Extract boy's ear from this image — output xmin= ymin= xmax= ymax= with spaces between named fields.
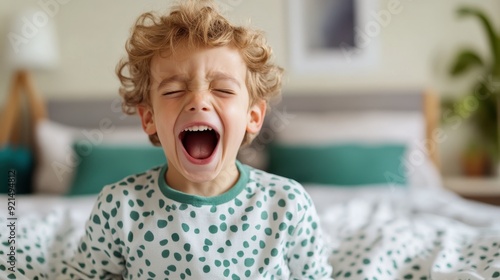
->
xmin=137 ymin=105 xmax=157 ymax=135
xmin=246 ymin=99 xmax=266 ymax=134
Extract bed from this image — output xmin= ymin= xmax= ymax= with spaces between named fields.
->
xmin=1 ymin=90 xmax=499 ymax=280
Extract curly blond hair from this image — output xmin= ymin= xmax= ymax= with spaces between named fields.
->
xmin=116 ymin=0 xmax=283 ymax=146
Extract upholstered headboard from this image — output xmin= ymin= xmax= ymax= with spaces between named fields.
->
xmin=47 ymin=97 xmax=141 ymax=129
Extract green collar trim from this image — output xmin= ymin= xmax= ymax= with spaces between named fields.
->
xmin=158 ymin=161 xmax=249 ymax=206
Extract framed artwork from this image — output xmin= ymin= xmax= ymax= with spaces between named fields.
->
xmin=288 ymin=0 xmax=380 ymax=73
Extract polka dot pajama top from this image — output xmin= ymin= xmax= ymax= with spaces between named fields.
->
xmin=57 ymin=161 xmax=333 ymax=279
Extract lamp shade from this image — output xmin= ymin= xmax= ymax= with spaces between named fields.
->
xmin=5 ymin=8 xmax=59 ymax=71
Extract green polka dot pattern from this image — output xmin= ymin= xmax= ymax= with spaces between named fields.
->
xmin=52 ymin=162 xmax=332 ymax=279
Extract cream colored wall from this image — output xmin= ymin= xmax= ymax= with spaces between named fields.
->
xmin=1 ymin=0 xmax=498 ymax=98
xmin=1 ymin=0 xmax=498 ymax=175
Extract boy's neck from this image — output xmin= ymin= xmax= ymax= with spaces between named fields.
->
xmin=165 ymin=162 xmax=240 ymax=197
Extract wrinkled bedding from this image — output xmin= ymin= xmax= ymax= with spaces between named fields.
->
xmin=315 ymin=188 xmax=500 ymax=280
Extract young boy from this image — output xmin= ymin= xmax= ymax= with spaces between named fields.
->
xmin=59 ymin=1 xmax=332 ymax=279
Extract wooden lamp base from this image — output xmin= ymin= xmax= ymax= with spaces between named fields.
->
xmin=0 ymin=70 xmax=47 ymax=147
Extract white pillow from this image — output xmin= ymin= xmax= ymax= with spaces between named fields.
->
xmin=274 ymin=111 xmax=424 ymax=144
xmin=33 ymin=120 xmax=150 ymax=194
xmin=34 ymin=120 xmax=79 ymax=194
xmin=263 ymin=111 xmax=442 ymax=189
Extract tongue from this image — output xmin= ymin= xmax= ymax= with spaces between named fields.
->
xmin=184 ymin=131 xmax=217 ymax=159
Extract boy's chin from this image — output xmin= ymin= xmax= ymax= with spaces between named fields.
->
xmin=177 ymin=152 xmax=224 ymax=181
xmin=177 ymin=156 xmax=240 ymax=187
xmin=170 ymin=142 xmax=240 ymax=187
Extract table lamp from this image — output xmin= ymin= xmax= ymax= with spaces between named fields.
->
xmin=0 ymin=8 xmax=59 ymax=194
xmin=0 ymin=8 xmax=59 ymax=145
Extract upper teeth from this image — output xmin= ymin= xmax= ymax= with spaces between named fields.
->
xmin=184 ymin=125 xmax=213 ymax=132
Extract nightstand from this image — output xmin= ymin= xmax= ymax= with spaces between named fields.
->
xmin=443 ymin=177 xmax=500 ymax=206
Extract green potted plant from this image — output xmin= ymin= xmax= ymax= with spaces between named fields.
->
xmin=442 ymin=6 xmax=500 ymax=177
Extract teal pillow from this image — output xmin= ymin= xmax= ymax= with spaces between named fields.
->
xmin=267 ymin=143 xmax=407 ymax=186
xmin=68 ymin=144 xmax=166 ymax=195
xmin=0 ymin=146 xmax=33 ymax=194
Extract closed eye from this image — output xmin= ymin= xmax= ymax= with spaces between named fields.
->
xmin=162 ymin=90 xmax=185 ymax=96
xmin=213 ymin=89 xmax=234 ymax=95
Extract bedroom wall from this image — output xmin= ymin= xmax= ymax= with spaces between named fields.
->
xmin=0 ymin=0 xmax=499 ymax=176
xmin=1 ymin=0 xmax=498 ymax=99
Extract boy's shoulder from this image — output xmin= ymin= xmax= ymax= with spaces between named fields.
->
xmin=96 ymin=165 xmax=164 ymax=200
xmin=245 ymin=164 xmax=313 ymax=205
xmin=247 ymin=165 xmax=300 ymax=186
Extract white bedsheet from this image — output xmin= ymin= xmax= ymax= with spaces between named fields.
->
xmin=306 ymin=185 xmax=500 ymax=280
xmin=305 ymin=185 xmax=500 ymax=227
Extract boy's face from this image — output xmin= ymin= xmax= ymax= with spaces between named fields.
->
xmin=139 ymin=45 xmax=265 ymax=189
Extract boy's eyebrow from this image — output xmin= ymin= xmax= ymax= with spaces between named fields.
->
xmin=208 ymin=72 xmax=241 ymax=89
xmin=156 ymin=75 xmax=187 ymax=91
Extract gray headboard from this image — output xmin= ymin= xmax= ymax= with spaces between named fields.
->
xmin=271 ymin=90 xmax=423 ymax=113
xmin=47 ymin=97 xmax=141 ymax=129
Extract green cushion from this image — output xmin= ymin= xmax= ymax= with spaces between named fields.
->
xmin=267 ymin=143 xmax=407 ymax=186
xmin=68 ymin=144 xmax=166 ymax=195
xmin=0 ymin=146 xmax=33 ymax=194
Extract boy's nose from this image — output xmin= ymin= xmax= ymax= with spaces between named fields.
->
xmin=186 ymin=91 xmax=211 ymax=112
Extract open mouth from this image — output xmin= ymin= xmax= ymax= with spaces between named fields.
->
xmin=179 ymin=125 xmax=220 ymax=160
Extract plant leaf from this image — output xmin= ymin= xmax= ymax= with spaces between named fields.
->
xmin=449 ymin=49 xmax=483 ymax=76
xmin=457 ymin=7 xmax=500 ymax=75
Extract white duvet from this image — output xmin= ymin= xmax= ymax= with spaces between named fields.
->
xmin=308 ymin=186 xmax=500 ymax=280
xmin=0 ymin=187 xmax=499 ymax=279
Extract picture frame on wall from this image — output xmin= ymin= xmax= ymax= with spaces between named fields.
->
xmin=288 ymin=0 xmax=380 ymax=74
